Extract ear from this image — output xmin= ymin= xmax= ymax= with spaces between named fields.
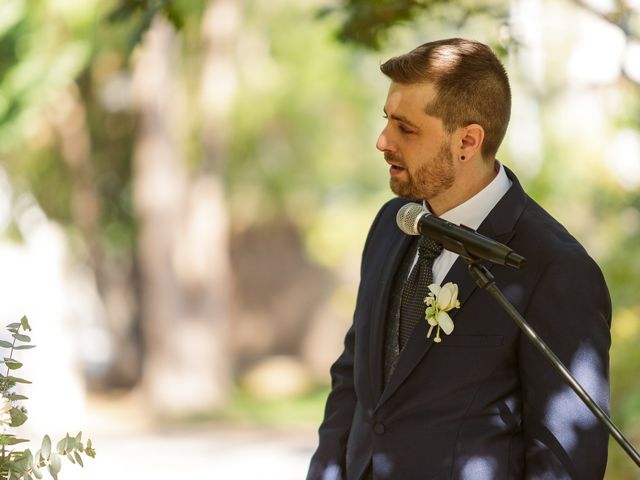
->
xmin=458 ymin=124 xmax=485 ymax=162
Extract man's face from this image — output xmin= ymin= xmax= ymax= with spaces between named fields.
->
xmin=376 ymin=82 xmax=456 ymax=204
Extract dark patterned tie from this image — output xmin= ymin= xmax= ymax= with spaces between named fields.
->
xmin=398 ymin=236 xmax=443 ymax=351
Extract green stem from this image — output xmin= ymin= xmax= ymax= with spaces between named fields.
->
xmin=2 ymin=325 xmax=20 ymax=396
xmin=1 ymin=325 xmax=21 ymax=465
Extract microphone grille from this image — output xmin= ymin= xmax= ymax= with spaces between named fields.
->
xmin=396 ymin=203 xmax=425 ymax=235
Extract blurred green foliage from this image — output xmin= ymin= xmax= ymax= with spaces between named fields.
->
xmin=320 ymin=0 xmax=510 ymax=51
xmin=218 ymin=386 xmax=329 ymax=427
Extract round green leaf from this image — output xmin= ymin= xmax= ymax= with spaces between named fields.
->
xmin=49 ymin=452 xmax=61 ymax=476
xmin=41 ymin=435 xmax=51 ymax=459
xmin=10 ymin=407 xmax=28 ymax=427
xmin=4 ymin=358 xmax=23 ymax=370
xmin=20 ymin=316 xmax=31 ymax=331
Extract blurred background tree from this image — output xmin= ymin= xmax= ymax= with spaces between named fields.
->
xmin=1 ymin=0 xmax=639 ymax=477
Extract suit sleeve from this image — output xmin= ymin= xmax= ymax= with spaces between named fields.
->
xmin=519 ymin=247 xmax=612 ymax=479
xmin=306 ymin=202 xmax=390 ymax=480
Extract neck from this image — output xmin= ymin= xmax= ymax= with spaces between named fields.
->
xmin=427 ymin=160 xmax=498 ymax=216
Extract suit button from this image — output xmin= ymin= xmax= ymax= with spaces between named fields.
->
xmin=373 ymin=423 xmax=385 ymax=435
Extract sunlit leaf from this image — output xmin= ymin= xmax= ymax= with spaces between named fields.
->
xmin=10 ymin=407 xmax=28 ymax=427
xmin=7 ymin=393 xmax=28 ymax=401
xmin=6 ymin=436 xmax=29 ymax=445
xmin=49 ymin=452 xmax=61 ymax=477
xmin=4 ymin=358 xmax=23 ymax=370
xmin=7 ymin=376 xmax=31 ymax=384
xmin=85 ymin=438 xmax=96 ymax=458
xmin=56 ymin=434 xmax=72 ymax=453
xmin=32 ymin=465 xmax=43 ymax=479
xmin=41 ymin=435 xmax=51 ymax=459
xmin=23 ymin=448 xmax=33 ymax=463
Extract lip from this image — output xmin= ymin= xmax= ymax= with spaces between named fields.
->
xmin=386 ymin=159 xmax=406 ymax=176
xmin=389 ymin=165 xmax=405 ymax=177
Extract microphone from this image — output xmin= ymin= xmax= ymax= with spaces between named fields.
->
xmin=396 ymin=203 xmax=526 ymax=270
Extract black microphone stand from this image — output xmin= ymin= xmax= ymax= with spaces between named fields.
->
xmin=462 ymin=255 xmax=640 ymax=469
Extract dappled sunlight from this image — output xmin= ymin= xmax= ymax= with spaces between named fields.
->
xmin=459 ymin=455 xmax=499 ymax=479
xmin=318 ymin=463 xmax=340 ymax=480
xmin=372 ymin=451 xmax=394 ymax=477
xmin=543 ymin=342 xmax=607 ymax=454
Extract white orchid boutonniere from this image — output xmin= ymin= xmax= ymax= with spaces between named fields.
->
xmin=424 ymin=282 xmax=461 ymax=343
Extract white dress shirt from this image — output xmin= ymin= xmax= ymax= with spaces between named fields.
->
xmin=410 ymin=162 xmax=513 ymax=285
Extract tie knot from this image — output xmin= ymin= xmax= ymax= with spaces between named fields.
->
xmin=418 ymin=236 xmax=443 ymax=261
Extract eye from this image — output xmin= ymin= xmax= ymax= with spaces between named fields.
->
xmin=382 ymin=114 xmax=414 ymax=134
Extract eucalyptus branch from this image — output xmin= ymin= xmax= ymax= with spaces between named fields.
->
xmin=3 ymin=338 xmax=15 ymax=383
xmin=0 ymin=317 xmax=96 ymax=479
xmin=2 ymin=328 xmax=21 ymax=397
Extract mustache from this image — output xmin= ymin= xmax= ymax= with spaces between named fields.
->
xmin=384 ymin=152 xmax=403 ymax=165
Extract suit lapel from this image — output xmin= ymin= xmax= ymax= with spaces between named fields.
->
xmin=367 ymin=222 xmax=414 ymax=404
xmin=374 ymin=252 xmax=489 ymax=410
xmin=375 ymin=166 xmax=527 ymax=411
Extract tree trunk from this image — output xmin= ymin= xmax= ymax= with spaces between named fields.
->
xmin=132 ymin=11 xmax=233 ymax=416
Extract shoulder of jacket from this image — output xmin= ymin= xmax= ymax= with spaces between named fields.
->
xmin=517 ymin=197 xmax=594 ymax=267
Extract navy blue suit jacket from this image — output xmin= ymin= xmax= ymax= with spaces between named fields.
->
xmin=307 ymin=168 xmax=611 ymax=480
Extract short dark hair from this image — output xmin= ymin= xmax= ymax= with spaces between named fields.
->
xmin=380 ymin=38 xmax=511 ymax=160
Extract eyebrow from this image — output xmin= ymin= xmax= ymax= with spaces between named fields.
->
xmin=383 ymin=108 xmax=420 ymax=130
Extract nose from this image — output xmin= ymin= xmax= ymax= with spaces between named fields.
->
xmin=376 ymin=126 xmax=391 ymax=152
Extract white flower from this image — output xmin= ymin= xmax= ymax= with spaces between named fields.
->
xmin=0 ymin=396 xmax=12 ymax=430
xmin=424 ymin=282 xmax=461 ymax=343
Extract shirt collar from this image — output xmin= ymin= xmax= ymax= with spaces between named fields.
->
xmin=423 ymin=161 xmax=512 ymax=230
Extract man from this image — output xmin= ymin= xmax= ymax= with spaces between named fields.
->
xmin=307 ymin=38 xmax=611 ymax=479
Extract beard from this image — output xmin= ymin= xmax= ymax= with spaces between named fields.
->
xmin=389 ymin=140 xmax=455 ymax=201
